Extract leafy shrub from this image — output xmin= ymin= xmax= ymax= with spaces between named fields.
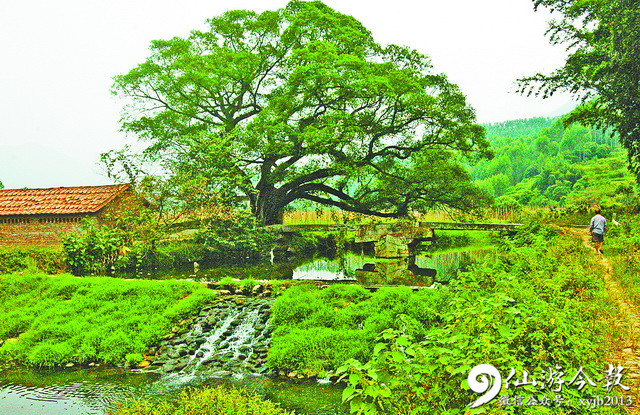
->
xmin=63 ymin=219 xmax=128 ymax=275
xmin=0 ymin=247 xmax=66 ymax=274
xmin=110 ymin=386 xmax=295 ymax=415
xmin=197 ymin=213 xmax=277 ymax=263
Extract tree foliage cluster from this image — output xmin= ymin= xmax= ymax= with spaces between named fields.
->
xmin=268 ymin=223 xmax=616 ymax=413
xmin=108 ymin=0 xmax=491 ymax=225
xmin=520 ymin=0 xmax=640 ymax=180
xmin=469 ymin=117 xmax=635 ymax=208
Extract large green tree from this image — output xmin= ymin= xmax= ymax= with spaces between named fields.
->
xmin=519 ymin=0 xmax=640 ymax=179
xmin=107 ymin=1 xmax=491 ymax=225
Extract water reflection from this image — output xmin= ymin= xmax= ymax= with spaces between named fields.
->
xmin=291 ymin=249 xmax=492 ymax=285
xmin=0 ymin=368 xmax=161 ymax=415
xmin=414 ymin=250 xmax=492 ymax=283
xmin=355 ymin=257 xmax=436 ymax=286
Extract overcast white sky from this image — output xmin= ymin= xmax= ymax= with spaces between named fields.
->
xmin=0 ymin=0 xmax=574 ymax=189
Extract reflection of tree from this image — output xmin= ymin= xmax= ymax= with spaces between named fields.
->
xmin=291 ymin=250 xmax=490 ymax=284
xmin=416 ymin=250 xmax=490 ymax=282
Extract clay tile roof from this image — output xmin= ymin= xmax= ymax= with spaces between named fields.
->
xmin=0 ymin=184 xmax=130 ymax=216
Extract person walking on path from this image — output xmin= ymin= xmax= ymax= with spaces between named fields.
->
xmin=590 ymin=208 xmax=607 ymax=254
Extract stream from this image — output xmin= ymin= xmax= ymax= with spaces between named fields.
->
xmin=0 ymin=368 xmax=346 ymax=415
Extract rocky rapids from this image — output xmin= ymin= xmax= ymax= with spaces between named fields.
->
xmin=146 ymin=298 xmax=273 ymax=377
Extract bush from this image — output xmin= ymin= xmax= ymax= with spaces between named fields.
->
xmin=63 ymin=219 xmax=128 ymax=276
xmin=197 ymin=214 xmax=277 ymax=264
xmin=0 ymin=247 xmax=66 ymax=274
xmin=110 ymin=386 xmax=295 ymax=415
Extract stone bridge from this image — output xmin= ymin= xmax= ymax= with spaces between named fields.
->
xmin=267 ymin=221 xmax=522 ymax=258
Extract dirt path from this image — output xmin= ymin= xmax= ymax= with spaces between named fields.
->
xmin=569 ymin=228 xmax=640 ymax=412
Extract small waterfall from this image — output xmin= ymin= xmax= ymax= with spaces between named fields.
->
xmin=150 ymin=299 xmax=272 ymax=377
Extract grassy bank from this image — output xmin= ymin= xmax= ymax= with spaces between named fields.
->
xmin=267 ymin=223 xmax=619 ymax=413
xmin=0 ymin=273 xmax=216 ymax=367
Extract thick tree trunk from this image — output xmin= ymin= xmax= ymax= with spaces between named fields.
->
xmin=252 ymin=187 xmax=286 ymax=225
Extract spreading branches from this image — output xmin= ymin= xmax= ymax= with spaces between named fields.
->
xmin=107 ymin=0 xmax=491 ymax=224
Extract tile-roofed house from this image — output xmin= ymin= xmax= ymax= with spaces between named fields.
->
xmin=0 ymin=184 xmax=134 ymax=246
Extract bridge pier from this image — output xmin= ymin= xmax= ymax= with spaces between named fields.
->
xmin=355 ymin=222 xmax=434 ymax=258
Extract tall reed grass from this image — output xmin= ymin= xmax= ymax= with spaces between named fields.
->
xmin=283 ymin=207 xmax=529 ymax=225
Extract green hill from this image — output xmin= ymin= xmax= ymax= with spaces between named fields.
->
xmin=471 ymin=117 xmax=634 ymax=209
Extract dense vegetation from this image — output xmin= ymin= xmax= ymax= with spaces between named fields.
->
xmin=0 ymin=246 xmax=65 ymax=274
xmin=472 ymin=117 xmax=635 ymax=209
xmin=520 ymin=0 xmax=640 ymax=180
xmin=606 ymin=216 xmax=640 ymax=305
xmin=267 ymin=223 xmax=619 ymax=413
xmin=111 ymin=386 xmax=295 ymax=415
xmin=0 ymin=274 xmax=216 ymax=366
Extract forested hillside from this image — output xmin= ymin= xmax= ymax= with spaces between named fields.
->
xmin=471 ymin=117 xmax=635 ymax=209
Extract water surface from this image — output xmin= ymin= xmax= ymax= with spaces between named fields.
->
xmin=0 ymin=368 xmax=347 ymax=415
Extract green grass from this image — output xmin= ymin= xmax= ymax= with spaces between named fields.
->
xmin=0 ymin=273 xmax=216 ymax=367
xmin=110 ymin=386 xmax=295 ymax=415
xmin=267 ymin=284 xmax=453 ymax=376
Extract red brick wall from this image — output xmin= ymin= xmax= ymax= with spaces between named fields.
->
xmin=0 ymin=214 xmax=88 ymax=247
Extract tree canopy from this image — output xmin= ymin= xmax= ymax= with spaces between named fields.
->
xmin=518 ymin=0 xmax=640 ymax=180
xmin=107 ymin=1 xmax=491 ymax=225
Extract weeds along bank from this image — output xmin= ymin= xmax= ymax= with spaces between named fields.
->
xmin=267 ymin=223 xmax=619 ymax=414
xmin=607 ymin=217 xmax=640 ymax=304
xmin=0 ymin=274 xmax=216 ymax=367
xmin=110 ymin=386 xmax=295 ymax=415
